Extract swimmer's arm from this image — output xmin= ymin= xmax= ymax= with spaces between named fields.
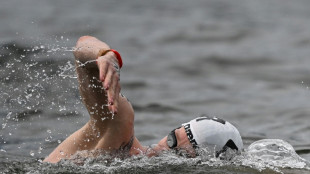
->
xmin=74 ymin=36 xmax=121 ymax=114
xmin=44 ymin=36 xmax=136 ymax=163
xmin=43 ymin=122 xmax=102 ymax=163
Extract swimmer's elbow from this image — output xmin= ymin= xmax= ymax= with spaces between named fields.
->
xmin=76 ymin=36 xmax=96 ymax=47
xmin=73 ymin=35 xmax=110 ymax=64
xmin=78 ymin=35 xmax=94 ymax=42
xmin=73 ymin=36 xmax=96 ymax=62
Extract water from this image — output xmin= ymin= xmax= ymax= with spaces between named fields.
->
xmin=1 ymin=0 xmax=310 ymax=173
xmin=1 ymin=141 xmax=309 ymax=174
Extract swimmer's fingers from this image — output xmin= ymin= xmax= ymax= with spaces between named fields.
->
xmin=107 ymin=91 xmax=116 ymax=114
xmin=110 ymin=75 xmax=121 ymax=114
xmin=98 ymin=58 xmax=108 ymax=82
xmin=104 ymin=67 xmax=120 ymax=113
xmin=97 ymin=52 xmax=115 ymax=82
xmin=110 ymin=63 xmax=121 ymax=102
xmin=106 ymin=69 xmax=120 ymax=113
xmin=97 ymin=53 xmax=118 ymax=87
xmin=103 ymin=65 xmax=114 ymax=91
xmin=97 ymin=52 xmax=121 ymax=113
xmin=97 ymin=54 xmax=116 ymax=87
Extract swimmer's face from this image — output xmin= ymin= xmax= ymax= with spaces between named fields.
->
xmin=152 ymin=126 xmax=196 ymax=157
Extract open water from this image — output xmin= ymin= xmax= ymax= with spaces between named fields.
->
xmin=1 ymin=0 xmax=310 ymax=173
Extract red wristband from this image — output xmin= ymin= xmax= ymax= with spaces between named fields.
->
xmin=109 ymin=49 xmax=123 ymax=68
xmin=96 ymin=49 xmax=110 ymax=65
xmin=96 ymin=49 xmax=123 ymax=68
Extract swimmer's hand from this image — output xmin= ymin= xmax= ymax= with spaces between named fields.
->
xmin=74 ymin=36 xmax=121 ymax=114
xmin=97 ymin=51 xmax=121 ymax=114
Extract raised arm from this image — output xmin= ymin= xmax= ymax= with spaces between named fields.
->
xmin=44 ymin=36 xmax=136 ymax=163
xmin=74 ymin=36 xmax=121 ymax=114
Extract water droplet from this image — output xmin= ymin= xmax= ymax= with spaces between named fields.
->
xmin=58 ymin=140 xmax=61 ymax=144
xmin=33 ymin=46 xmax=39 ymax=50
xmin=0 ymin=149 xmax=6 ymax=153
xmin=59 ymin=106 xmax=66 ymax=111
xmin=60 ymin=151 xmax=64 ymax=155
xmin=47 ymin=129 xmax=52 ymax=133
xmin=30 ymin=151 xmax=35 ymax=156
xmin=2 ymin=123 xmax=7 ymax=129
xmin=6 ymin=112 xmax=12 ymax=119
xmin=38 ymin=147 xmax=43 ymax=154
xmin=111 ymin=112 xmax=115 ymax=120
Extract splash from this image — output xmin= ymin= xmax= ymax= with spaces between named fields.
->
xmin=29 ymin=140 xmax=310 ymax=173
xmin=46 ymin=45 xmax=76 ymax=53
xmin=58 ymin=59 xmax=97 ymax=79
xmin=240 ymin=139 xmax=310 ymax=173
xmin=0 ymin=41 xmax=83 ymax=158
xmin=1 ymin=40 xmax=115 ymax=160
xmin=1 ymin=139 xmax=310 ymax=173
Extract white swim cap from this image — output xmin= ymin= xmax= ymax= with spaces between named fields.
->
xmin=182 ymin=116 xmax=243 ymax=156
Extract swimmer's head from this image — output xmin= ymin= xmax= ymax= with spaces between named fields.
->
xmin=154 ymin=116 xmax=243 ymax=157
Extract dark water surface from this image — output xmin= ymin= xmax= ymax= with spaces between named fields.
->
xmin=1 ymin=0 xmax=310 ymax=173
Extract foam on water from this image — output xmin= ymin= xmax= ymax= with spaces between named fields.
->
xmin=65 ymin=139 xmax=309 ymax=173
xmin=1 ymin=139 xmax=309 ymax=174
xmin=61 ymin=140 xmax=310 ymax=173
xmin=241 ymin=139 xmax=309 ymax=173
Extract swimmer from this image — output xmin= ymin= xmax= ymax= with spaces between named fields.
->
xmin=43 ymin=36 xmax=243 ymax=163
